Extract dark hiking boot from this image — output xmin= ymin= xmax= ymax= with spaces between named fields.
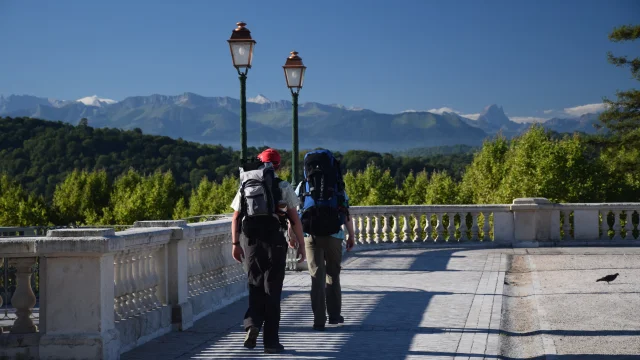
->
xmin=313 ymin=323 xmax=326 ymax=331
xmin=264 ymin=343 xmax=285 ymax=354
xmin=329 ymin=316 xmax=344 ymax=324
xmin=243 ymin=326 xmax=259 ymax=349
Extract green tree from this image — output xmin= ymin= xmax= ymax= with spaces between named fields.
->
xmin=400 ymin=170 xmax=429 ymax=205
xmin=597 ymin=24 xmax=640 ymax=170
xmin=110 ymin=169 xmax=145 ymax=224
xmin=172 ymin=198 xmax=189 ymax=220
xmin=344 ymin=170 xmax=367 ymax=206
xmin=53 ymin=169 xmax=110 ymax=225
xmin=361 ymin=164 xmax=397 ymax=206
xmin=425 ymin=171 xmax=458 ymax=204
xmin=187 ymin=175 xmax=238 ymax=217
xmin=458 ymin=134 xmax=509 ymax=204
xmin=0 ymin=174 xmax=48 ymax=226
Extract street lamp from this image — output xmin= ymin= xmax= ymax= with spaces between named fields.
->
xmin=227 ymin=22 xmax=256 ymax=162
xmin=283 ymin=51 xmax=307 ymax=186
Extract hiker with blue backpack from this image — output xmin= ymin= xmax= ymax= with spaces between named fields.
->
xmin=230 ymin=148 xmax=306 ymax=354
xmin=294 ymin=149 xmax=356 ymax=331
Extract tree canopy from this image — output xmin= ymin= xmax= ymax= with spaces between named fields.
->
xmin=596 ymin=24 xmax=640 ymax=171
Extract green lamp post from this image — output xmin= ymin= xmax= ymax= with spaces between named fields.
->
xmin=283 ymin=51 xmax=307 ymax=186
xmin=227 ymin=22 xmax=256 ymax=162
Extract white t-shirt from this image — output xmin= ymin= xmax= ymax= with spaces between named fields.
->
xmin=230 ymin=178 xmax=299 ymax=212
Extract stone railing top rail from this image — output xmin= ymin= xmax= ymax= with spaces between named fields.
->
xmin=189 ymin=219 xmax=233 ymax=238
xmin=551 ymin=203 xmax=640 ymax=210
xmin=132 ymin=219 xmax=232 ymax=239
xmin=0 ymin=236 xmax=41 ymax=257
xmin=0 ymin=227 xmax=174 ymax=257
xmin=349 ymin=200 xmax=640 ymax=214
xmin=349 ymin=204 xmax=512 ymax=215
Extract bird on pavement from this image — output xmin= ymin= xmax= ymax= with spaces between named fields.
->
xmin=596 ymin=273 xmax=619 ymax=284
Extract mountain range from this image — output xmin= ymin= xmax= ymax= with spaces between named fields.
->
xmin=0 ymin=93 xmax=604 ymax=152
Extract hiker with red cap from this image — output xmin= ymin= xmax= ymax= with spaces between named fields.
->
xmin=230 ymin=148 xmax=305 ymax=354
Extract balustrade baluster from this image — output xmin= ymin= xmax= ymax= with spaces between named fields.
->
xmin=142 ymin=250 xmax=153 ymax=311
xmin=365 ymin=216 xmax=372 ymax=244
xmin=133 ymin=251 xmax=144 ymax=316
xmin=423 ymin=214 xmax=432 ymax=242
xmin=149 ymin=247 xmax=160 ymax=309
xmin=113 ymin=252 xmax=123 ymax=320
xmin=382 ymin=214 xmax=390 ymax=243
xmin=391 ymin=214 xmax=400 ymax=242
xmin=622 ymin=210 xmax=632 ymax=239
xmin=124 ymin=251 xmax=136 ymax=318
xmin=562 ymin=211 xmax=572 ymax=240
xmin=202 ymin=241 xmax=212 ymax=290
xmin=352 ymin=215 xmax=360 ymax=244
xmin=460 ymin=212 xmax=469 ymax=241
xmin=631 ymin=210 xmax=639 ymax=240
xmin=412 ymin=214 xmax=421 ymax=242
xmin=141 ymin=250 xmax=152 ymax=312
xmin=447 ymin=212 xmax=456 ymax=242
xmin=435 ymin=213 xmax=444 ymax=242
xmin=470 ymin=212 xmax=479 ymax=241
xmin=190 ymin=243 xmax=199 ymax=295
xmin=612 ymin=210 xmax=622 ymax=240
xmin=356 ymin=215 xmax=364 ymax=244
xmin=402 ymin=214 xmax=411 ymax=242
xmin=373 ymin=216 xmax=381 ymax=243
xmin=215 ymin=235 xmax=225 ymax=287
xmin=195 ymin=242 xmax=204 ymax=294
xmin=9 ymin=257 xmax=37 ymax=333
xmin=482 ymin=212 xmax=491 ymax=241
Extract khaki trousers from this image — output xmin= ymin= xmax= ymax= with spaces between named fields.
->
xmin=304 ymin=235 xmax=343 ymax=324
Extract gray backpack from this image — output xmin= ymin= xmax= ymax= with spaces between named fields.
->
xmin=239 ymin=161 xmax=283 ymax=238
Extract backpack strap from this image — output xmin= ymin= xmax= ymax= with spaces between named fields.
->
xmin=238 ymin=181 xmax=247 ymax=224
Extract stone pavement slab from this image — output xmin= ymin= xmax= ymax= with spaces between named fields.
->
xmin=530 ymin=253 xmax=640 ymax=358
xmin=122 ymin=247 xmax=506 ymax=360
xmin=500 ymin=248 xmax=640 ymax=359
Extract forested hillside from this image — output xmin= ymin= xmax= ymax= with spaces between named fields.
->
xmin=2 ymin=115 xmax=639 ymax=227
xmin=0 ymin=117 xmax=472 ymax=202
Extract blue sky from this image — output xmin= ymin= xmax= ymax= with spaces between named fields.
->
xmin=1 ymin=0 xmax=638 ymax=121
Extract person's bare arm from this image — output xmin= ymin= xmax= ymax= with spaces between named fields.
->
xmin=231 ymin=211 xmax=244 ymax=263
xmin=287 ymin=207 xmax=306 ymax=262
xmin=344 ymin=214 xmax=355 ymax=251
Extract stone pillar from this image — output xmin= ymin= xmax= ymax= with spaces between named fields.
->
xmin=510 ymin=198 xmax=554 ymax=247
xmin=573 ymin=209 xmax=600 ymax=241
xmin=133 ymin=221 xmax=193 ymax=331
xmin=9 ymin=257 xmax=38 ymax=334
xmin=493 ymin=211 xmax=514 ymax=244
xmin=38 ymin=228 xmax=120 ymax=360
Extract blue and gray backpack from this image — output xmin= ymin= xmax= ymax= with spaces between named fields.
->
xmin=298 ymin=149 xmax=349 ymax=236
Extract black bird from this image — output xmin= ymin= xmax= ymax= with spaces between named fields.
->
xmin=596 ymin=273 xmax=619 ymax=284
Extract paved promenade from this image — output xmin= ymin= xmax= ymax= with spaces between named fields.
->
xmin=122 ymin=246 xmax=640 ymax=360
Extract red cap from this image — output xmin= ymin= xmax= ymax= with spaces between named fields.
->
xmin=257 ymin=148 xmax=281 ymax=168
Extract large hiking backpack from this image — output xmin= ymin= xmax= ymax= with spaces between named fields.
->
xmin=298 ymin=149 xmax=348 ymax=236
xmin=238 ymin=160 xmax=286 ymax=239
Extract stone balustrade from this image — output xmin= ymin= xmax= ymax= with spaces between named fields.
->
xmin=0 ymin=198 xmax=639 ymax=359
xmin=348 ymin=204 xmax=511 ymax=244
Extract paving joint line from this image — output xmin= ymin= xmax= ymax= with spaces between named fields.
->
xmin=527 ymin=255 xmax=558 ymax=359
xmin=454 ymin=253 xmax=494 ymax=360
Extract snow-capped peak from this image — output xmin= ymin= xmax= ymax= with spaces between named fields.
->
xmin=76 ymin=95 xmax=117 ymax=107
xmin=248 ymin=94 xmax=271 ymax=104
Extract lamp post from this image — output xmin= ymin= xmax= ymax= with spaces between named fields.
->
xmin=283 ymin=51 xmax=307 ymax=186
xmin=227 ymin=22 xmax=256 ymax=162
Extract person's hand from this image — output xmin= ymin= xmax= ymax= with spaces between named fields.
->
xmin=297 ymin=244 xmax=306 ymax=263
xmin=232 ymin=244 xmax=244 ymax=263
xmin=346 ymin=234 xmax=355 ymax=252
xmin=288 ymin=236 xmax=297 ymax=249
